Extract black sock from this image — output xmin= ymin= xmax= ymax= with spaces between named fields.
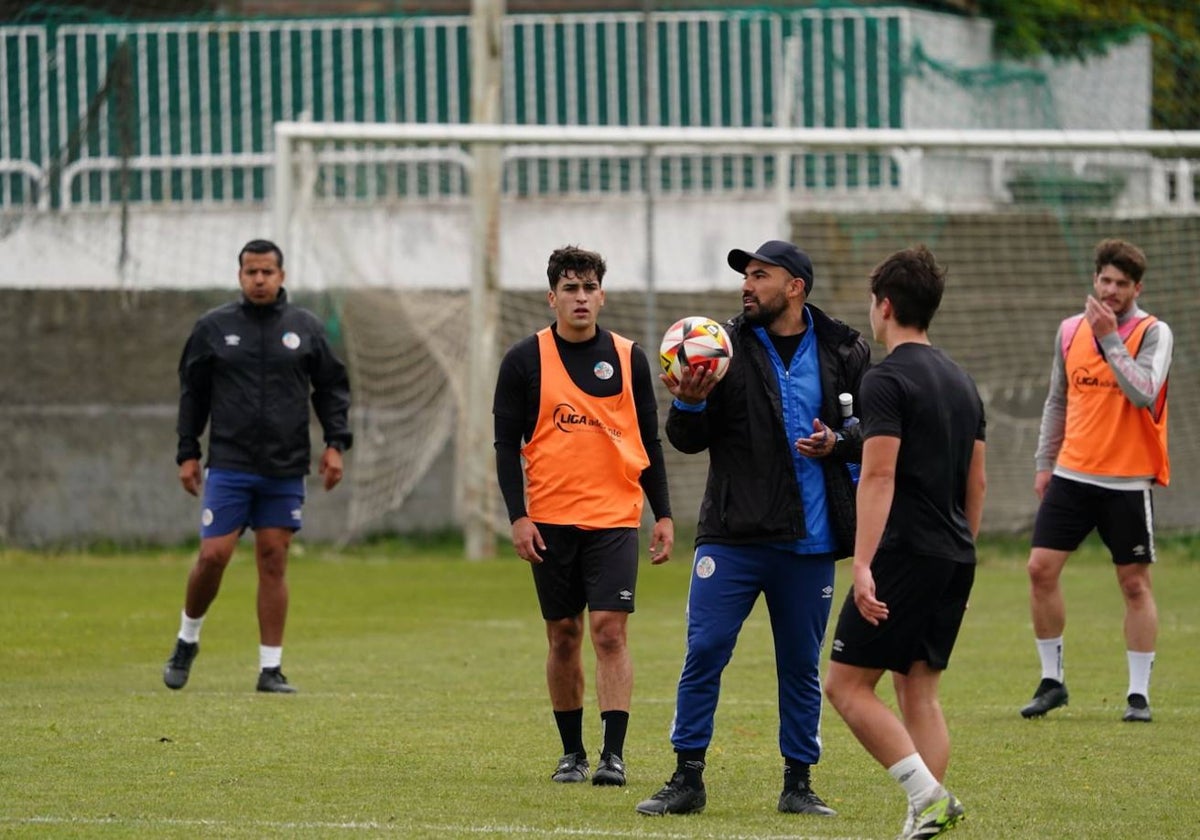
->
xmin=553 ymin=708 xmax=585 ymax=756
xmin=599 ymin=710 xmax=629 ymax=759
xmin=783 ymin=758 xmax=811 ymax=790
xmin=675 ymin=748 xmax=706 ymax=783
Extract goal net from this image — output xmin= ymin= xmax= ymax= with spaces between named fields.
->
xmin=274 ymin=122 xmax=1200 ymax=550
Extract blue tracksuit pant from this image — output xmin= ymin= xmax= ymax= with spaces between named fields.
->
xmin=670 ymin=543 xmax=836 ymax=764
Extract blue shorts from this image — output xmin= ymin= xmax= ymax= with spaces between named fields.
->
xmin=199 ymin=468 xmax=306 ymax=538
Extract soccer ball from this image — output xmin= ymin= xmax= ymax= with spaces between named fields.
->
xmin=659 ymin=316 xmax=733 ymax=387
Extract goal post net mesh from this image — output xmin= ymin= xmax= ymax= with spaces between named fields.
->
xmin=278 ymin=127 xmax=1200 ymax=543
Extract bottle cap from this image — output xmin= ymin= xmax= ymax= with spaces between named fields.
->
xmin=838 ymin=392 xmax=852 ymax=406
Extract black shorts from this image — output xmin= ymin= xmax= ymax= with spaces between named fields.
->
xmin=830 ymin=552 xmax=974 ymax=674
xmin=530 ymin=524 xmax=639 ymax=620
xmin=1032 ymin=475 xmax=1156 ymax=565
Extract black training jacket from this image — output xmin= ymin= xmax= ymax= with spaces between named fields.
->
xmin=176 ymin=288 xmax=352 ymax=477
xmin=666 ymin=305 xmax=870 ymax=557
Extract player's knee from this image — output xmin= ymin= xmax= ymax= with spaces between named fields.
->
xmin=684 ymin=624 xmax=738 ymax=662
xmin=1118 ymin=569 xmax=1153 ymax=601
xmin=1027 ymin=554 xmax=1060 ymax=590
xmin=196 ymin=545 xmax=234 ymax=569
xmin=547 ymin=617 xmax=584 ymax=656
xmin=590 ymin=625 xmax=627 ymax=658
xmin=255 ymin=541 xmax=290 ymax=573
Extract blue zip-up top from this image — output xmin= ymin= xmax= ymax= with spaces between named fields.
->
xmin=754 ymin=306 xmax=835 ymax=554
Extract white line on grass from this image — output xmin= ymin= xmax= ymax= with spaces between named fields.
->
xmin=129 ymin=690 xmax=777 ymax=707
xmin=3 ymin=815 xmax=872 ymax=839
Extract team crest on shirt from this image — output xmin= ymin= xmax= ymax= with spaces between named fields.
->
xmin=282 ymin=331 xmax=301 ymax=350
xmin=593 ymin=361 xmax=614 ymax=380
xmin=695 ymin=555 xmax=716 ymax=579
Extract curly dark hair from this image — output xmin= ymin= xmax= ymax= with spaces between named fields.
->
xmin=1094 ymin=238 xmax=1146 ymax=283
xmin=546 ymin=245 xmax=607 ymax=289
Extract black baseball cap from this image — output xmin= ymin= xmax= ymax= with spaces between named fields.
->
xmin=727 ymin=240 xmax=815 ymax=294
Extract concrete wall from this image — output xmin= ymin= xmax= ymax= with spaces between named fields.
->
xmin=0 ymin=286 xmax=471 ymax=546
xmin=5 ymin=209 xmax=1199 ymax=546
xmin=0 ymin=290 xmax=357 ymax=545
xmin=0 ymin=197 xmax=783 ymax=293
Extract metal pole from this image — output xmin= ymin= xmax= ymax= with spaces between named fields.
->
xmin=272 ymin=124 xmax=293 ymax=260
xmin=642 ymin=0 xmax=657 ymax=354
xmin=463 ymin=0 xmax=504 ymax=560
xmin=272 ymin=122 xmax=1200 ymax=154
xmin=776 ymin=36 xmax=799 ymax=240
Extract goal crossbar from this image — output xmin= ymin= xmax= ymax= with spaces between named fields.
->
xmin=274 ymin=122 xmax=1200 ymax=152
xmin=271 ymin=122 xmax=1200 ymax=553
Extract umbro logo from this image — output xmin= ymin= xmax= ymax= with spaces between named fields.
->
xmin=618 ymin=589 xmax=632 ymax=601
xmin=224 ymin=334 xmax=241 ymax=346
xmin=821 ymin=585 xmax=834 ymax=599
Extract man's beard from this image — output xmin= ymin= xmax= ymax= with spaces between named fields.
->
xmin=743 ymin=295 xmax=787 ymax=327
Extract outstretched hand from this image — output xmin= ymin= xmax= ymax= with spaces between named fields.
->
xmin=662 ymin=365 xmax=719 ymax=404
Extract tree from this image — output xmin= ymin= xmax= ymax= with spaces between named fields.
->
xmin=3 ymin=1 xmax=219 ymax=23
xmin=974 ymin=0 xmax=1200 ymax=129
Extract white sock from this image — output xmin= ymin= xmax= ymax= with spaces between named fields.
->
xmin=178 ymin=611 xmax=205 ymax=644
xmin=1036 ymin=636 xmax=1064 ymax=682
xmin=1127 ymin=651 xmax=1154 ymax=700
xmin=259 ymin=645 xmax=283 ymax=670
xmin=887 ymin=753 xmax=941 ymax=806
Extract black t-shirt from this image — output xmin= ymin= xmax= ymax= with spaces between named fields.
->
xmin=492 ymin=325 xmax=671 ymax=524
xmin=766 ymin=330 xmax=802 ymax=367
xmin=860 ymin=343 xmax=986 ymax=563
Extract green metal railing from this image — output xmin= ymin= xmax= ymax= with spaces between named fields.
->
xmin=1 ymin=8 xmax=908 ymax=209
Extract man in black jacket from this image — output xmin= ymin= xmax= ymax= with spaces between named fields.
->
xmin=637 ymin=240 xmax=869 ymax=818
xmin=163 ymin=239 xmax=352 ymax=694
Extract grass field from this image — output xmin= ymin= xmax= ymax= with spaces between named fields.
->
xmin=1 ymin=534 xmax=1197 ymax=839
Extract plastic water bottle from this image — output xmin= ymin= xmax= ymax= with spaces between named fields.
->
xmin=838 ymin=392 xmax=861 ymax=485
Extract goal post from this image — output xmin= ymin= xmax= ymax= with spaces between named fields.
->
xmin=272 ymin=121 xmax=1200 ymax=551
